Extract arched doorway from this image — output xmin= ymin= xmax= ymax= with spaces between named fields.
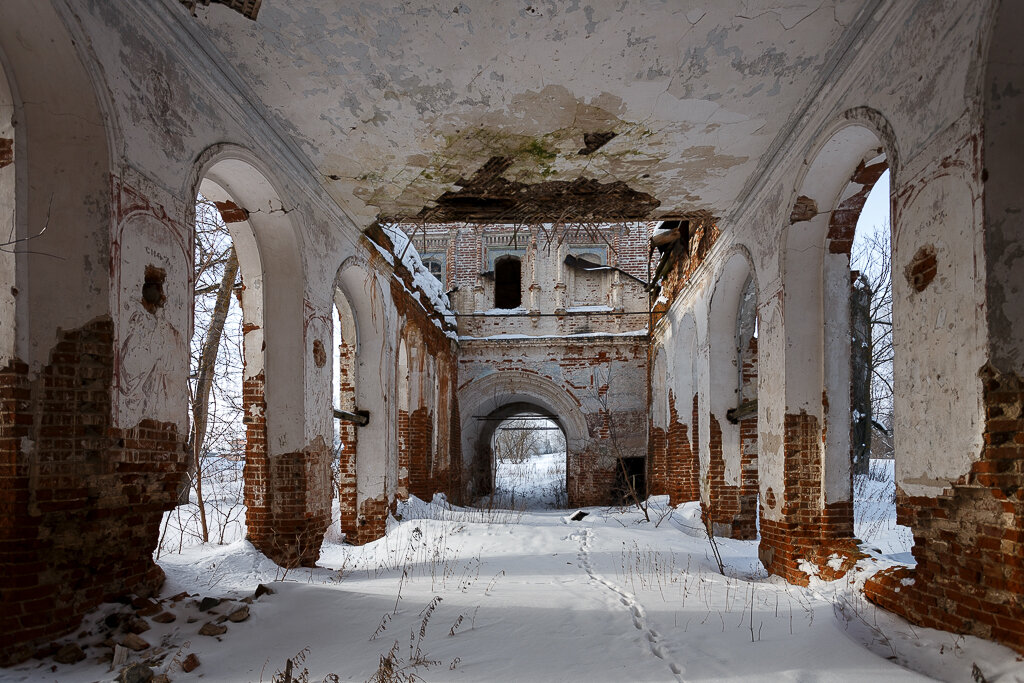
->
xmin=479 ymin=403 xmax=567 ymax=509
xmin=458 ymin=370 xmax=589 ymax=506
xmin=705 ymin=251 xmax=758 ymax=540
xmin=767 ymin=116 xmax=897 ymax=582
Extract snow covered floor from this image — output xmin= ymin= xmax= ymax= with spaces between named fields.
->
xmin=5 ymin=492 xmax=1023 ymax=683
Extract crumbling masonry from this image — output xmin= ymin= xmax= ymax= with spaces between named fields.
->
xmin=1 ymin=0 xmax=1022 ymax=664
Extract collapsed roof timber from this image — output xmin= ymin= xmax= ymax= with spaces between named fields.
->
xmin=0 ymin=0 xmax=1022 ymax=675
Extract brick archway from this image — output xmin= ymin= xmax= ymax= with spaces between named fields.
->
xmin=458 ymin=370 xmax=589 ymax=505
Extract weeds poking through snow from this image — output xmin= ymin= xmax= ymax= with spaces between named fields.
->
xmin=367 ymin=596 xmax=459 ymax=683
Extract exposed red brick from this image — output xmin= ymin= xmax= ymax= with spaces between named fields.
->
xmin=865 ymin=366 xmax=1024 ymax=654
xmin=790 ymin=195 xmax=818 ymax=223
xmin=243 ymin=370 xmax=331 ymax=567
xmin=904 ymin=245 xmax=938 ymax=293
xmin=827 ymin=158 xmax=887 ymax=255
xmin=0 ymin=138 xmax=12 ymax=169
xmin=0 ymin=319 xmax=188 ymax=666
xmin=758 ymin=411 xmax=861 ymax=585
xmin=213 ymin=200 xmax=250 ymax=224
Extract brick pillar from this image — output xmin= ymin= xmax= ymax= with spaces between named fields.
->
xmin=336 ymin=342 xmax=358 ymax=542
xmin=758 ymin=411 xmax=859 ymax=584
xmin=447 ymin=391 xmax=464 ymax=505
xmin=242 ymin=371 xmax=270 ymax=551
xmin=244 ymin=371 xmax=331 ymax=566
xmin=0 ymin=320 xmax=189 ymax=665
xmin=665 ymin=393 xmax=699 ymax=505
xmin=865 ymin=366 xmax=1024 ymax=654
xmin=735 ymin=337 xmax=759 ymax=539
xmin=408 ymin=406 xmax=434 ymax=500
xmin=704 ymin=414 xmax=742 ymax=536
xmin=648 ymin=419 xmax=668 ymax=496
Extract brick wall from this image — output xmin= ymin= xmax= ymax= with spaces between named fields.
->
xmin=0 ymin=319 xmax=189 ymax=665
xmin=397 ymin=408 xmax=410 ymax=498
xmin=704 ymin=414 xmax=743 ymax=536
xmin=649 ymin=391 xmax=701 ymax=506
xmin=652 ymin=217 xmax=720 ymax=324
xmin=758 ymin=412 xmax=860 ymax=585
xmin=568 ymin=449 xmax=616 ymax=507
xmin=736 ymin=337 xmax=759 ymax=539
xmin=407 ymin=406 xmax=434 ymax=500
xmin=864 ymin=365 xmax=1024 ymax=654
xmin=243 ymin=367 xmax=331 ymax=566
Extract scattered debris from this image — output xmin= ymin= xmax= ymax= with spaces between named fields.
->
xmin=117 ymin=662 xmax=154 ymax=683
xmin=198 ymin=622 xmax=228 ymax=637
xmin=120 ymin=633 xmax=150 ymax=652
xmin=182 ymin=652 xmax=201 ymax=673
xmin=126 ymin=616 xmax=152 ymax=634
xmin=227 ymin=605 xmax=250 ymax=623
xmin=569 ymin=510 xmax=589 ymax=521
xmin=254 ymin=583 xmax=275 ymax=600
xmin=199 ymin=596 xmax=222 ymax=612
xmin=53 ymin=643 xmax=86 ymax=664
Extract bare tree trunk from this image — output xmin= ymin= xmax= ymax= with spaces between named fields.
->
xmin=189 ymin=247 xmax=239 ymax=543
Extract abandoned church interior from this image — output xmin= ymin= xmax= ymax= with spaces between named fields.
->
xmin=1 ymin=0 xmax=1022 ymax=678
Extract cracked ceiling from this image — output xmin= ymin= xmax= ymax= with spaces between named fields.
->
xmin=189 ymin=0 xmax=871 ymax=225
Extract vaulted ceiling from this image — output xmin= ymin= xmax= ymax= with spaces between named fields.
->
xmin=190 ymin=1 xmax=874 ymax=225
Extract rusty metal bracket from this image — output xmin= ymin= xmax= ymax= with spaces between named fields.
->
xmin=333 ymin=408 xmax=370 ymax=426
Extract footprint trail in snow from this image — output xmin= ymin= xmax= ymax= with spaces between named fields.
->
xmin=574 ymin=526 xmax=684 ymax=681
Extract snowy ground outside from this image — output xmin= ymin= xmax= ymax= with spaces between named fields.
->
xmin=3 ymin=460 xmax=1022 ymax=683
xmin=480 ymin=451 xmax=568 ymax=510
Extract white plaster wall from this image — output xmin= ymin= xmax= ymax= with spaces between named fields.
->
xmin=822 ymin=250 xmax=853 ymax=503
xmin=0 ymin=1 xmax=113 ymax=370
xmin=112 ymin=213 xmax=190 ymax=429
xmin=892 ymin=156 xmax=986 ymax=497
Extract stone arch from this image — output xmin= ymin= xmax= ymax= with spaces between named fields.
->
xmin=188 ymin=147 xmax=329 ymax=568
xmin=459 ymin=370 xmax=588 ymax=503
xmin=333 ymin=256 xmax=395 ymax=543
xmin=765 ymin=114 xmax=897 ymax=582
xmin=705 ymin=248 xmax=759 ymax=539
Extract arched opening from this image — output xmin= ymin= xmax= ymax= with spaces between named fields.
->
xmin=176 ymin=154 xmax=326 ymax=569
xmin=482 ymin=406 xmax=567 ymax=510
xmin=157 ymin=193 xmax=248 ymax=553
xmin=849 ymin=170 xmax=911 ymax=558
xmin=458 ymin=371 xmax=589 ymax=506
xmin=333 ymin=260 xmax=394 ymax=545
xmin=396 ymin=334 xmax=410 ymax=500
xmin=767 ymin=118 xmax=897 ymax=582
xmin=494 ymin=255 xmax=522 ymax=309
xmin=705 ymin=252 xmax=758 ymax=540
xmin=332 ymin=285 xmax=359 ymax=541
xmin=569 ymin=250 xmax=607 ymax=306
